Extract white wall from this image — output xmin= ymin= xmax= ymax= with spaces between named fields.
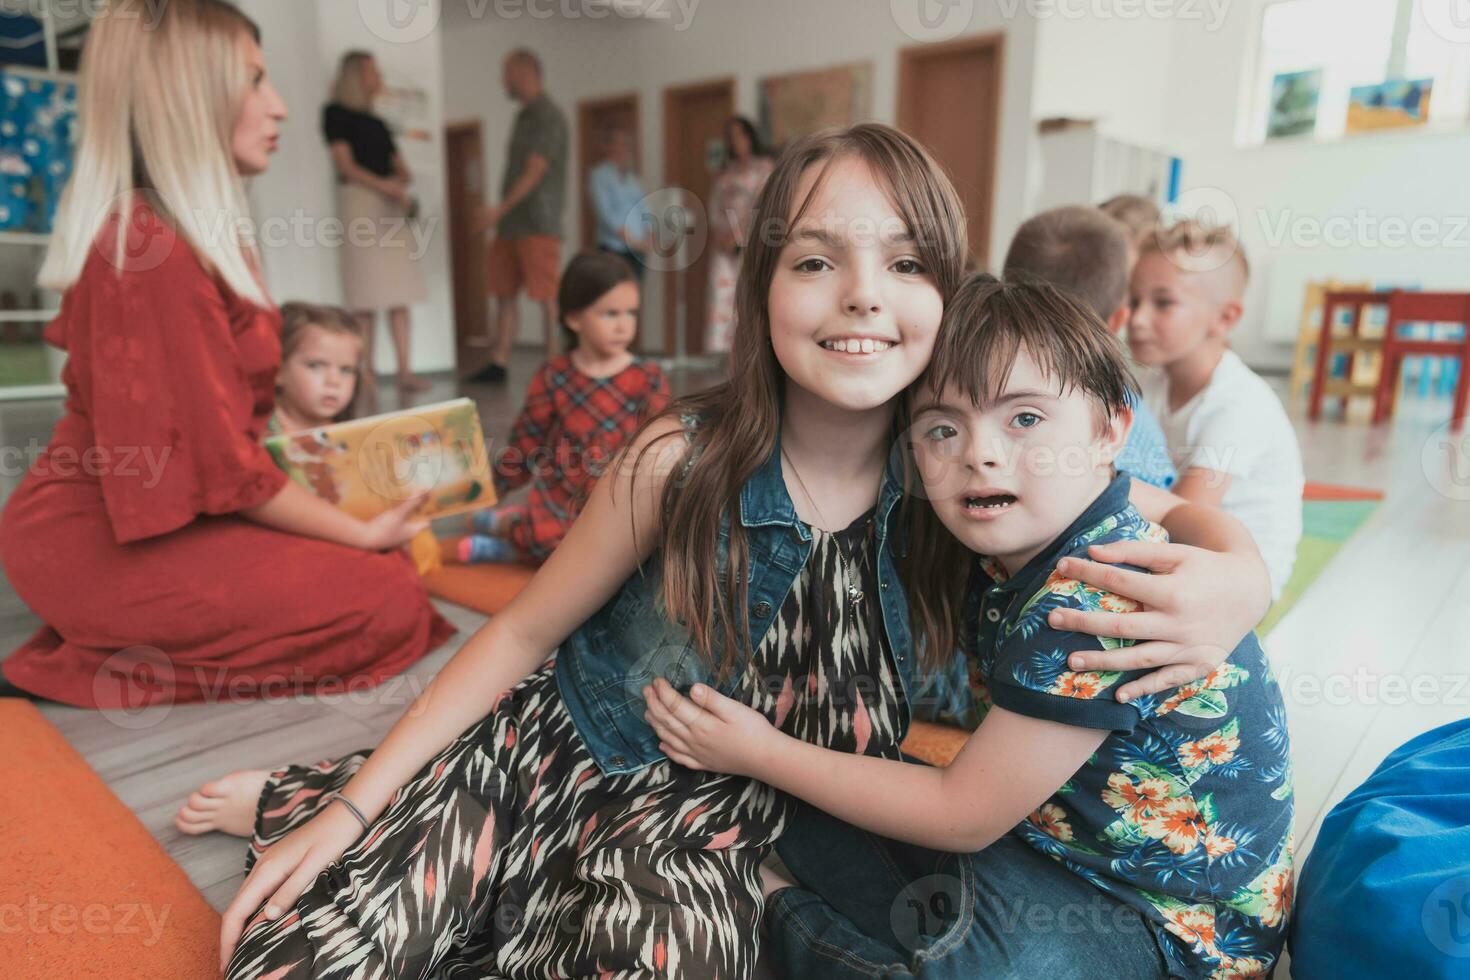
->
xmin=1032 ymin=0 xmax=1470 ymax=371
xmin=241 ymin=0 xmax=455 ymax=375
xmin=440 ymin=0 xmax=1042 ymax=350
xmin=1160 ymin=2 xmax=1470 ymax=370
xmin=1031 ymin=12 xmax=1174 ymax=148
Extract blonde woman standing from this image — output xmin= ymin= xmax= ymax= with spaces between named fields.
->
xmin=325 ymin=50 xmax=430 ymax=395
xmin=0 ymin=0 xmax=453 ymax=706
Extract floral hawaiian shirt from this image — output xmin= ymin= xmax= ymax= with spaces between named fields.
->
xmin=963 ymin=472 xmax=1295 ymax=979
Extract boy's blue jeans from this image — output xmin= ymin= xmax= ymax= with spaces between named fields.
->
xmin=768 ymin=800 xmax=1179 ymax=979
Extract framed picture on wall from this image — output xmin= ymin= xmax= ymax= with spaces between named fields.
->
xmin=1346 ymin=78 xmax=1432 ymax=133
xmin=1267 ymin=69 xmax=1321 ymax=139
xmin=757 ymin=62 xmax=873 ymax=153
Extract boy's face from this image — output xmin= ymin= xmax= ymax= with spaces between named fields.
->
xmin=909 ymin=348 xmax=1128 ymax=575
xmin=1126 ymin=250 xmax=1233 ymax=367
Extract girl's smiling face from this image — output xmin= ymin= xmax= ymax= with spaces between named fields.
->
xmin=766 ymin=156 xmax=944 ymax=414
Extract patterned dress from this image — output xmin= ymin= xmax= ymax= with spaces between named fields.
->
xmin=228 ymin=511 xmax=904 ymax=979
xmin=704 ymin=157 xmax=774 ymax=354
xmin=493 ymin=354 xmax=669 ymax=562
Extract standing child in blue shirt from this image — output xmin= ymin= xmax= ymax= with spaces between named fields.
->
xmin=1003 ymin=204 xmax=1176 ymax=489
xmin=645 ymin=276 xmax=1294 ymax=979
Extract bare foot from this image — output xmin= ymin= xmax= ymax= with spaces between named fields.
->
xmin=174 ymin=769 xmax=270 ymax=838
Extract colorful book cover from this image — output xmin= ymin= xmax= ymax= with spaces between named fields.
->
xmin=1347 ymin=78 xmax=1432 ymax=133
xmin=264 ymin=397 xmax=495 ymax=521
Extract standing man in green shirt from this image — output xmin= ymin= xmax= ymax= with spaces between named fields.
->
xmin=473 ymin=49 xmax=568 ymax=384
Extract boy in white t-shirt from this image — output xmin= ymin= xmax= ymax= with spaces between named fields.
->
xmin=1128 ymin=220 xmax=1304 ymax=598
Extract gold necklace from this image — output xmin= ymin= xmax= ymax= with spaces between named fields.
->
xmin=780 ymin=447 xmax=865 ymax=609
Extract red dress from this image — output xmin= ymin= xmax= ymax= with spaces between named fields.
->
xmin=0 ymin=205 xmax=454 ymax=708
xmin=497 ymin=354 xmax=669 ymax=560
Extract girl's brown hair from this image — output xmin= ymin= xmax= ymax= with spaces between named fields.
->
xmin=903 ymin=274 xmax=1140 ymax=661
xmin=557 ymin=250 xmax=638 ymax=353
xmin=278 ymin=302 xmax=366 ymax=420
xmin=632 ymin=123 xmax=968 ymax=678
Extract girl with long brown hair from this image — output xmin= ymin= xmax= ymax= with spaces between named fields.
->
xmin=181 ymin=124 xmax=1270 ymax=978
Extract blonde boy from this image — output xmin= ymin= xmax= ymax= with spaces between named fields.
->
xmin=1128 ymin=221 xmax=1303 ymax=598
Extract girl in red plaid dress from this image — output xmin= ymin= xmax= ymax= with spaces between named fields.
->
xmin=457 ymin=250 xmax=669 ymax=563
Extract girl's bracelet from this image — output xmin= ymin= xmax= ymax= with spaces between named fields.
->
xmin=331 ymin=793 xmax=371 ymax=832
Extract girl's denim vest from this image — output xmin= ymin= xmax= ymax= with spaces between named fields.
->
xmin=553 ymin=428 xmax=972 ymax=776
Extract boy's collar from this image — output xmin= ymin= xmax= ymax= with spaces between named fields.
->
xmin=979 ymin=471 xmax=1133 ymax=586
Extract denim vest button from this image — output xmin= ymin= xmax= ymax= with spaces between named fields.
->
xmin=753 ymin=600 xmax=773 ymax=618
xmin=986 ymin=607 xmax=1001 ymax=622
xmin=610 ymin=754 xmax=626 ymax=767
xmin=881 ymin=582 xmax=889 ymax=591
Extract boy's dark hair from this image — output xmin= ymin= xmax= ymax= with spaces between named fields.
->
xmin=917 ymin=273 xmax=1138 ymax=434
xmin=557 ymin=249 xmax=639 ymax=351
xmin=1002 ymin=206 xmax=1132 ymax=319
xmin=903 ymin=274 xmax=1138 ymax=662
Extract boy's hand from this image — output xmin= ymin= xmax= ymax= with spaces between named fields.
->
xmin=1048 ymin=540 xmax=1269 ymax=703
xmin=642 ymin=678 xmax=778 ymax=777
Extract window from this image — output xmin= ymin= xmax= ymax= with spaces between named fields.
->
xmin=1249 ymin=0 xmax=1470 ymax=142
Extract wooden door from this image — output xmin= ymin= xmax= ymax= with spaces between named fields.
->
xmin=662 ymin=77 xmax=735 ymax=356
xmin=577 ymin=93 xmax=640 ymax=250
xmin=445 ymin=121 xmax=488 ymax=367
xmin=898 ymin=34 xmax=1004 ymax=268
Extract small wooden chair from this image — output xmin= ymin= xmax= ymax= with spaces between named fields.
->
xmin=1371 ymin=291 xmax=1470 ymax=431
xmin=1308 ymin=290 xmax=1389 ymax=422
xmin=1289 ymin=279 xmax=1371 ymax=405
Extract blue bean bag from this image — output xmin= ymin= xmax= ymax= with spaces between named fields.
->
xmin=1290 ymin=718 xmax=1470 ymax=978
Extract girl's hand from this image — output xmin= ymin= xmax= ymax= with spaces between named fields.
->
xmin=1048 ymin=540 xmax=1271 ymax=703
xmin=356 ymin=494 xmax=429 ymax=551
xmin=218 ymin=803 xmax=363 ymax=972
xmin=642 ymin=679 xmax=777 ymax=777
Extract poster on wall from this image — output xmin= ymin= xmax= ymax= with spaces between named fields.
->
xmin=0 ymin=69 xmax=79 ymax=233
xmin=757 ymin=62 xmax=873 ymax=153
xmin=1346 ymin=78 xmax=1432 ymax=132
xmin=1266 ymin=69 xmax=1321 ymax=139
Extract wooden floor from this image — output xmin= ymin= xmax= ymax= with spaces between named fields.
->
xmin=2 ymin=354 xmax=1466 ymax=969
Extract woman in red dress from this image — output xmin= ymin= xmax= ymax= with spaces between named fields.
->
xmin=0 ymin=0 xmax=453 ymax=708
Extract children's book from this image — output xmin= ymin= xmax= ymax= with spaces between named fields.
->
xmin=264 ymin=397 xmax=495 ymax=521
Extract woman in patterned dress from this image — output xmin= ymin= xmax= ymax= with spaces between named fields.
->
xmin=179 ymin=125 xmax=1273 ymax=979
xmin=704 ymin=117 xmax=774 ymax=354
